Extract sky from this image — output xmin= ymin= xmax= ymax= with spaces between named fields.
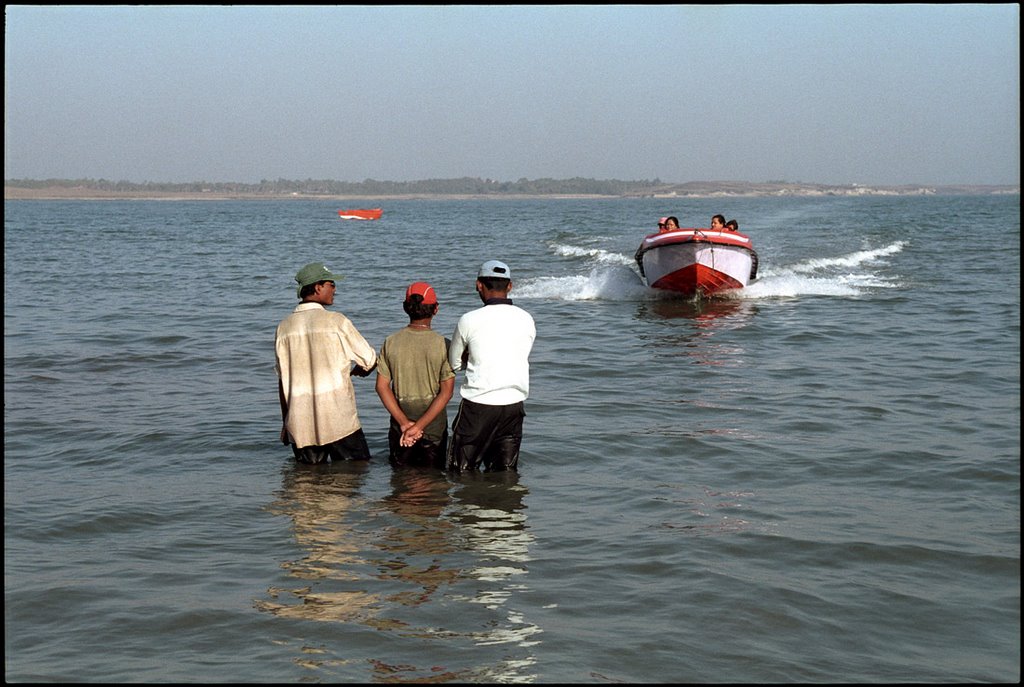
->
xmin=4 ymin=5 xmax=1020 ymax=186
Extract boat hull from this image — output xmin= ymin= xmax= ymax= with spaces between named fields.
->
xmin=337 ymin=208 xmax=382 ymax=220
xmin=636 ymin=230 xmax=757 ymax=297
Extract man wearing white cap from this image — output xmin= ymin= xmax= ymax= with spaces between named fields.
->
xmin=447 ymin=260 xmax=536 ymax=471
xmin=275 ymin=261 xmax=378 ymax=463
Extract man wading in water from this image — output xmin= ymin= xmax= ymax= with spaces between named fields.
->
xmin=446 ymin=260 xmax=536 ymax=472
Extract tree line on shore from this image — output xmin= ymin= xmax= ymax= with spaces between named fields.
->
xmin=7 ymin=176 xmax=1018 ymax=197
xmin=4 ymin=176 xmax=664 ymax=196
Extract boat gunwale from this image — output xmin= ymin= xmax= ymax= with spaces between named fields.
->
xmin=639 ymin=229 xmax=753 ymax=249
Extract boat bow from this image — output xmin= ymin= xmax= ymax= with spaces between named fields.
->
xmin=636 ymin=228 xmax=758 ymax=296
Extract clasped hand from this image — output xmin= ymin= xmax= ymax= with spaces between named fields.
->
xmin=399 ymin=421 xmax=424 ymax=447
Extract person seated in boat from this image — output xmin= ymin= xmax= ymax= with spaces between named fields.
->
xmin=725 ymin=219 xmax=739 ymax=232
xmin=710 ymin=214 xmax=726 ymax=231
xmin=658 ymin=216 xmax=680 ymax=233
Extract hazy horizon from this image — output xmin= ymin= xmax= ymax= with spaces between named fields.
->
xmin=4 ymin=5 xmax=1020 ymax=187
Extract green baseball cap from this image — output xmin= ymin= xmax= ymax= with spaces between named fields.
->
xmin=295 ymin=262 xmax=344 ymax=295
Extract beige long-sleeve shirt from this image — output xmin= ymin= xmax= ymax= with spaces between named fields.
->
xmin=275 ymin=302 xmax=377 ymax=448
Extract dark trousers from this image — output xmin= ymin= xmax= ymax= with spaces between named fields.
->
xmin=446 ymin=399 xmax=524 ymax=472
xmin=292 ymin=429 xmax=371 ymax=464
xmin=388 ymin=424 xmax=448 ymax=469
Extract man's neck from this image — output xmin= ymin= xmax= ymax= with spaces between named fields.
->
xmin=483 ymin=296 xmax=513 ymax=306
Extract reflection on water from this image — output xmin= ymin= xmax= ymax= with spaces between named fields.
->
xmin=441 ymin=472 xmax=540 ymax=679
xmin=448 ymin=471 xmax=532 ymax=567
xmin=635 ymin=293 xmax=755 ymax=323
xmin=374 ymin=467 xmax=460 ymax=608
xmin=258 ymin=461 xmax=380 ymax=623
xmin=259 ymin=464 xmax=540 ymax=682
xmin=636 ymin=296 xmax=758 ymax=367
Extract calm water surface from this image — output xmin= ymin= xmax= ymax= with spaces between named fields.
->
xmin=4 ymin=195 xmax=1020 ymax=682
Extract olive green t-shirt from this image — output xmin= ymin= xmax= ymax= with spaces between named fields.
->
xmin=377 ymin=328 xmax=455 ymax=442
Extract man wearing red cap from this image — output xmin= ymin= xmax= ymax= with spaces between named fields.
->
xmin=375 ymin=281 xmax=455 ymax=468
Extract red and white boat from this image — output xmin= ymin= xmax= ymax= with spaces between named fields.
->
xmin=337 ymin=208 xmax=383 ymax=220
xmin=635 ymin=227 xmax=759 ymax=297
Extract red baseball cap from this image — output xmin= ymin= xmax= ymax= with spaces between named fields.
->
xmin=405 ymin=281 xmax=438 ymax=304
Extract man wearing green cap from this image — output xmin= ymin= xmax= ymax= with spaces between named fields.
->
xmin=275 ymin=262 xmax=378 ymax=463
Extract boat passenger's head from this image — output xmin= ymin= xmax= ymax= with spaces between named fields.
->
xmin=711 ymin=214 xmax=726 ymax=230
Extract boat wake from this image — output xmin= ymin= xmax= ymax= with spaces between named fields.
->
xmin=517 ymin=240 xmax=908 ymax=302
xmin=515 ymin=266 xmax=650 ymax=301
xmin=747 ymin=240 xmax=907 ymax=298
xmin=785 ymin=241 xmax=907 ymax=274
xmin=550 ymin=243 xmax=635 ymax=267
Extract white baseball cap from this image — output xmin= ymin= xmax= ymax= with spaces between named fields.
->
xmin=478 ymin=259 xmax=511 ymax=279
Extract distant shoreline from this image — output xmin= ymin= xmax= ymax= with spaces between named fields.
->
xmin=5 ymin=183 xmax=1019 ymax=201
xmin=2 ymin=188 xmax=616 ymax=201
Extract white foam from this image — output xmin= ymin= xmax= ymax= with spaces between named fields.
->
xmin=515 ymin=240 xmax=905 ymax=302
xmin=550 ymin=242 xmax=635 ymax=266
xmin=515 ymin=266 xmax=650 ymax=301
xmin=787 ymin=241 xmax=907 ymax=274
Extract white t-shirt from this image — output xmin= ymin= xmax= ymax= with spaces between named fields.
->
xmin=449 ymin=301 xmax=535 ymax=405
